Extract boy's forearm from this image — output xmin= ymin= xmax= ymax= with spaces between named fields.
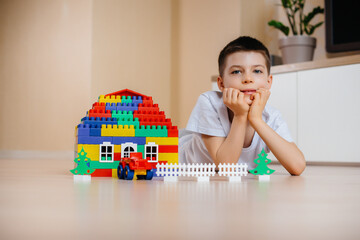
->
xmin=250 ymin=119 xmax=306 ymax=176
xmin=215 ymin=115 xmax=247 ymax=165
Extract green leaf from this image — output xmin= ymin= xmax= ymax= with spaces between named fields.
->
xmin=306 ymin=21 xmax=324 ymax=35
xmin=281 ymin=0 xmax=292 ymax=8
xmin=294 ymin=7 xmax=300 ymax=14
xmin=303 ymin=6 xmax=324 ymax=26
xmin=268 ymin=20 xmax=290 ymax=36
xmin=298 ymin=0 xmax=304 ymax=8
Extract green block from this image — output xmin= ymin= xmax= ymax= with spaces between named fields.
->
xmin=121 ymin=96 xmax=132 ymax=104
xmin=112 ymin=110 xmax=133 ymax=120
xmin=117 ymin=117 xmax=139 ymax=127
xmin=135 ymin=125 xmax=167 ymax=137
xmin=90 ymin=161 xmax=119 ymax=169
xmin=137 ymin=145 xmax=145 ymax=158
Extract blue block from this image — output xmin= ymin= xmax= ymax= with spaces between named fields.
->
xmin=105 ymin=103 xmax=117 ymax=112
xmin=112 ymin=137 xmax=146 ymax=145
xmin=78 ymin=136 xmax=113 ymax=144
xmin=132 ymin=96 xmax=143 ymax=105
xmin=82 ymin=117 xmax=118 ymax=127
xmin=77 ymin=124 xmax=90 ymax=136
xmin=89 ymin=125 xmax=102 ymax=136
xmin=116 ymin=103 xmax=138 ymax=112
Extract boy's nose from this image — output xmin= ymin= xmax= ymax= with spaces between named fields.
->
xmin=242 ymin=77 xmax=254 ymax=84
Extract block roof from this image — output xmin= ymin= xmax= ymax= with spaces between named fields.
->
xmin=77 ymin=89 xmax=178 ymax=137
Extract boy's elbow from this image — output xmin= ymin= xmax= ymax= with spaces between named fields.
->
xmin=288 ymin=156 xmax=306 ymax=176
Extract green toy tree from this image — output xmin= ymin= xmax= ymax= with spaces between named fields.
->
xmin=70 ymin=148 xmax=95 ymax=175
xmin=249 ymin=149 xmax=275 ymax=175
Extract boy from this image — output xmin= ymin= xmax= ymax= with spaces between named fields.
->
xmin=179 ymin=36 xmax=305 ymax=176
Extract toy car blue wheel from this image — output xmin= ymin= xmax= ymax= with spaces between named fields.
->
xmin=117 ymin=164 xmax=125 ymax=179
xmin=146 ymin=169 xmax=154 ymax=180
xmin=125 ymin=165 xmax=134 ymax=180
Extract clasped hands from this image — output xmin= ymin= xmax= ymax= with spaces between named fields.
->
xmin=222 ymin=87 xmax=270 ymax=123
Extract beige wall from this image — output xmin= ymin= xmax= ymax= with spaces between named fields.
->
xmin=0 ymin=0 xmax=92 ymax=154
xmin=172 ymin=0 xmax=242 ymax=128
xmin=91 ymin=0 xmax=172 ymax=116
xmin=0 ymin=0 xmax=356 ymax=157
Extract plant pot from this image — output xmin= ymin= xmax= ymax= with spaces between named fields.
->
xmin=279 ymin=36 xmax=316 ymax=64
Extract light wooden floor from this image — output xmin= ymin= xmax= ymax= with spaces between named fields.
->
xmin=0 ymin=159 xmax=359 ymax=240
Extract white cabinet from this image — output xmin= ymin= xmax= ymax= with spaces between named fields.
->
xmin=268 ymin=72 xmax=298 ymax=142
xmin=269 ymin=64 xmax=360 ymax=162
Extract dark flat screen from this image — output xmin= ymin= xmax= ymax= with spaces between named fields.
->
xmin=325 ymin=0 xmax=360 ymax=52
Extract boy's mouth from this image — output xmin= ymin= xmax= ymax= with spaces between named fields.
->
xmin=241 ymin=89 xmax=257 ymax=95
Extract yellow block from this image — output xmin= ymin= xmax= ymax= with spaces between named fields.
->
xmin=99 ymin=95 xmax=122 ymax=104
xmin=112 ymin=169 xmax=118 ymax=178
xmin=159 ymin=153 xmax=178 ymax=162
xmin=163 ymin=158 xmax=178 ymax=165
xmin=114 ymin=145 xmax=121 ymax=153
xmin=77 ymin=144 xmax=99 ymax=161
xmin=101 ymin=125 xmax=135 ymax=137
xmin=134 ymin=169 xmax=147 ymax=180
xmin=146 ymin=137 xmax=178 ymax=145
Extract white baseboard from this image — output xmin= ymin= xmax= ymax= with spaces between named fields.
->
xmin=0 ymin=150 xmax=74 ymax=160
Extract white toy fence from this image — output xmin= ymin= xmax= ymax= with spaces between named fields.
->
xmin=156 ymin=163 xmax=248 ymax=182
xmin=156 ymin=163 xmax=216 ymax=182
xmin=218 ymin=163 xmax=248 ymax=182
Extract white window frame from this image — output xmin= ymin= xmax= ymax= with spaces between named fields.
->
xmin=121 ymin=142 xmax=138 ymax=158
xmin=145 ymin=142 xmax=158 ymax=162
xmin=99 ymin=142 xmax=114 ymax=162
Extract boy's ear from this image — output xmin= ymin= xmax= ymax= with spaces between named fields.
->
xmin=217 ymin=76 xmax=224 ymax=91
xmin=267 ymin=75 xmax=273 ymax=89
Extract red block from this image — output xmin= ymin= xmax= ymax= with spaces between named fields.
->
xmin=92 ymin=102 xmax=106 ymax=111
xmin=168 ymin=126 xmax=178 ymax=137
xmin=134 ymin=110 xmax=165 ymax=120
xmin=138 ymin=103 xmax=159 ymax=112
xmin=142 ymin=96 xmax=153 ymax=105
xmin=114 ymin=153 xmax=121 ymax=160
xmin=159 ymin=145 xmax=178 ymax=153
xmin=138 ymin=117 xmax=172 ymax=128
xmin=91 ymin=169 xmax=112 ymax=177
xmin=88 ymin=109 xmax=112 ymax=118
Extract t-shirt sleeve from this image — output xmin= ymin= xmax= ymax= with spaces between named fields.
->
xmin=186 ymin=93 xmax=227 ymax=137
xmin=271 ymin=112 xmax=294 ymax=144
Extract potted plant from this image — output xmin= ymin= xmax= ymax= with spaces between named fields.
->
xmin=268 ymin=0 xmax=324 ymax=64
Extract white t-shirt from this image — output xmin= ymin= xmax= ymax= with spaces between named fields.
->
xmin=179 ymin=91 xmax=293 ymax=169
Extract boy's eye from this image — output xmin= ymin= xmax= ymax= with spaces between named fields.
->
xmin=254 ymin=69 xmax=263 ymax=74
xmin=231 ymin=70 xmax=241 ymax=74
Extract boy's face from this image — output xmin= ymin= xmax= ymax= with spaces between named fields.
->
xmin=217 ymin=51 xmax=272 ymax=105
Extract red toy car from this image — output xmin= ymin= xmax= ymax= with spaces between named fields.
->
xmin=117 ymin=152 xmax=158 ymax=180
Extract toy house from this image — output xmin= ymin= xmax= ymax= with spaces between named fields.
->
xmin=75 ymin=89 xmax=178 ymax=177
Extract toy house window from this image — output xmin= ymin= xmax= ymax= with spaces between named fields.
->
xmin=145 ymin=142 xmax=158 ymax=162
xmin=121 ymin=143 xmax=137 ymax=158
xmin=100 ymin=142 xmax=114 ymax=162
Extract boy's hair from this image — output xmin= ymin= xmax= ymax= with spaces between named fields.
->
xmin=218 ymin=36 xmax=271 ymax=77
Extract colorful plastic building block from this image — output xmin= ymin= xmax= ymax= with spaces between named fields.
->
xmin=73 ymin=89 xmax=179 ymax=178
